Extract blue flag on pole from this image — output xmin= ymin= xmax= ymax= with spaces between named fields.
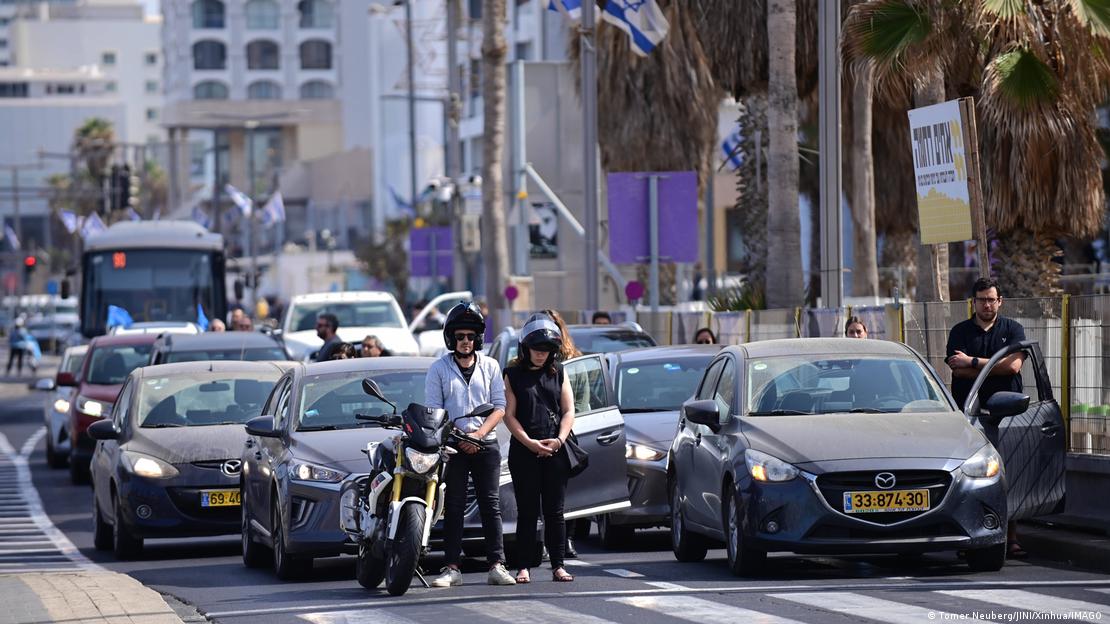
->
xmin=107 ymin=305 xmax=134 ymax=330
xmin=548 ymin=0 xmax=581 ymax=20
xmin=721 ymin=123 xmax=743 ymax=171
xmin=196 ymin=303 xmax=209 ymax=332
xmin=59 ymin=210 xmax=79 ymax=234
xmin=601 ymin=0 xmax=670 ymax=57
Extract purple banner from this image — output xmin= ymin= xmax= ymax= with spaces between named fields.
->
xmin=410 ymin=226 xmax=453 ymax=278
xmin=607 ymin=171 xmax=698 ymax=264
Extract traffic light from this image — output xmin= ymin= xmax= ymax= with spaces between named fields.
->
xmin=108 ymin=164 xmax=122 ymax=211
xmin=128 ymin=167 xmax=140 ymax=209
xmin=118 ymin=164 xmax=132 ymax=211
xmin=23 ymin=255 xmax=36 ymax=280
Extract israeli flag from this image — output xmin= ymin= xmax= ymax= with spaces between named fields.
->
xmin=389 ymin=185 xmax=414 ymax=216
xmin=721 ymin=123 xmax=743 ymax=171
xmin=192 ymin=205 xmax=212 ymax=230
xmin=548 ymin=0 xmax=581 ymax=21
xmin=261 ymin=191 xmax=285 ymax=227
xmin=80 ymin=213 xmax=106 ymax=239
xmin=225 ymin=184 xmax=253 ymax=217
xmin=107 ymin=305 xmax=134 ymax=330
xmin=196 ymin=303 xmax=209 ymax=332
xmin=59 ymin=210 xmax=79 ymax=234
xmin=3 ymin=224 xmax=19 ymax=251
xmin=601 ymin=0 xmax=670 ymax=57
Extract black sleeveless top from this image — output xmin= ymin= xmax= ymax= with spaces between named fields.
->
xmin=506 ymin=364 xmax=564 ymax=442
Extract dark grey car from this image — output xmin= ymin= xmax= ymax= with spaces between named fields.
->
xmin=149 ymin=332 xmax=289 ymax=364
xmin=669 ymin=338 xmax=1065 ymax=575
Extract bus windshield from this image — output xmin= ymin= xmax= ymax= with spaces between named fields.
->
xmin=82 ymin=249 xmax=221 ymax=337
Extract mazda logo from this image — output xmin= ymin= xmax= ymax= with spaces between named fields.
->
xmin=874 ymin=472 xmax=896 ymax=489
xmin=221 ymin=460 xmax=242 ymax=477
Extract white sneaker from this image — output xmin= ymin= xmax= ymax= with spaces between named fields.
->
xmin=430 ymin=567 xmax=462 ymax=587
xmin=487 ymin=562 xmax=517 ymax=585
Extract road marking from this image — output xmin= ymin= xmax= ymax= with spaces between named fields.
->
xmin=19 ymin=429 xmax=44 ymax=458
xmin=459 ymin=600 xmax=614 ymax=623
xmin=938 ymin=589 xmax=1110 ymax=617
xmin=644 ymin=581 xmax=689 ymax=591
xmin=301 ymin=610 xmax=421 ymax=624
xmin=564 ymin=558 xmax=594 ymax=566
xmin=611 ymin=595 xmax=805 ymax=624
xmin=770 ymin=591 xmax=959 ymax=624
xmin=604 ymin=568 xmax=643 ymax=578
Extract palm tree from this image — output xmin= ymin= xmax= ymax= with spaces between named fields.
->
xmin=844 ymin=0 xmax=1110 ymax=297
xmin=481 ymin=0 xmax=511 ymax=314
xmin=74 ymin=118 xmax=115 ymax=181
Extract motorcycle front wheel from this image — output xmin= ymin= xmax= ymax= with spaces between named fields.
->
xmin=356 ymin=540 xmax=387 ymax=589
xmin=385 ymin=504 xmax=426 ymax=596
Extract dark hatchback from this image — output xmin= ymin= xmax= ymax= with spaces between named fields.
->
xmin=88 ymin=361 xmax=287 ymax=559
xmin=149 ymin=331 xmax=290 ymax=364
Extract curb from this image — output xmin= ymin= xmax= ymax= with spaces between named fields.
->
xmin=1019 ymin=523 xmax=1110 ymax=574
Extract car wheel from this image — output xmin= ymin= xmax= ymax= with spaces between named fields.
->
xmin=966 ymin=542 xmax=1006 ymax=573
xmin=725 ymin=487 xmax=765 ymax=577
xmin=597 ymin=514 xmax=634 ymax=550
xmin=271 ymin=502 xmax=311 ymax=580
xmin=669 ymin=479 xmax=707 ymax=562
xmin=45 ymin=437 xmax=66 ymax=469
xmin=91 ymin=489 xmax=111 ymax=551
xmin=69 ymin=454 xmax=89 ymax=485
xmin=241 ymin=498 xmax=268 ymax=568
xmin=112 ymin=494 xmax=143 ymax=560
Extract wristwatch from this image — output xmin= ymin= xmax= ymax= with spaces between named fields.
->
xmin=971 ymin=357 xmax=979 ymax=369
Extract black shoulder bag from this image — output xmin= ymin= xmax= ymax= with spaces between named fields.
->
xmin=549 ymin=410 xmax=588 ymax=478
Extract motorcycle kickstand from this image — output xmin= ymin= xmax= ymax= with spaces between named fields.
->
xmin=414 ymin=566 xmax=431 ymax=589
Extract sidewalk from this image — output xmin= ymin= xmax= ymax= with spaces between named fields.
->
xmin=1021 ymin=518 xmax=1110 ymax=574
xmin=0 ymin=571 xmax=188 ymax=624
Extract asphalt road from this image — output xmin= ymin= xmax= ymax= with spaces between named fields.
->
xmin=3 ymin=378 xmax=1110 ymax=624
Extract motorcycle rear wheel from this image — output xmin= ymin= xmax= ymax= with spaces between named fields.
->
xmin=385 ymin=504 xmax=426 ymax=596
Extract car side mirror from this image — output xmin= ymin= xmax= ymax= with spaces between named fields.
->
xmin=56 ymin=371 xmax=77 ymax=387
xmin=32 ymin=377 xmax=56 ymax=392
xmin=684 ymin=399 xmax=721 ymax=431
xmin=984 ymin=391 xmax=1030 ymax=418
xmin=87 ymin=419 xmax=120 ymax=441
xmin=245 ymin=415 xmax=281 ymax=438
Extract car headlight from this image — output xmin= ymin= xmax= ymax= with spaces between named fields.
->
xmin=75 ymin=395 xmax=112 ymax=418
xmin=404 ymin=448 xmax=440 ymax=474
xmin=53 ymin=398 xmax=71 ymax=414
xmin=960 ymin=445 xmax=1002 ymax=479
xmin=626 ymin=443 xmax=666 ymax=462
xmin=744 ymin=449 xmax=799 ymax=482
xmin=293 ymin=462 xmax=347 ymax=483
xmin=122 ymin=452 xmax=179 ymax=479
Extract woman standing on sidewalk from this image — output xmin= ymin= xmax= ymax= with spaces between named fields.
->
xmin=502 ymin=312 xmax=576 ymax=583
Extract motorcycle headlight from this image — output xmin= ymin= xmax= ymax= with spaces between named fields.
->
xmin=122 ymin=452 xmax=179 ymax=479
xmin=625 ymin=443 xmax=666 ymax=462
xmin=404 ymin=448 xmax=439 ymax=474
xmin=960 ymin=445 xmax=1002 ymax=480
xmin=744 ymin=449 xmax=799 ymax=483
xmin=293 ymin=462 xmax=347 ymax=483
xmin=75 ymin=395 xmax=112 ymax=418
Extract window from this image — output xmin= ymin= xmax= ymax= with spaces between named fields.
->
xmin=192 ymin=0 xmax=225 ymax=28
xmin=146 ymin=108 xmax=158 ymax=121
xmin=713 ymin=359 xmax=736 ymax=417
xmin=247 ymin=80 xmax=281 ymax=100
xmin=298 ymin=80 xmax=333 ymax=99
xmin=144 ymin=52 xmax=158 ymax=66
xmin=299 ymin=40 xmax=331 ymax=69
xmin=246 ymin=40 xmax=279 ymax=70
xmin=101 ymin=51 xmax=116 ymax=66
xmin=193 ymin=80 xmax=228 ymax=100
xmin=105 ymin=82 xmax=117 ymax=93
xmin=145 ymin=80 xmax=158 ymax=94
xmin=245 ymin=0 xmax=280 ymax=29
xmin=696 ymin=359 xmax=726 ymax=401
xmin=53 ymin=84 xmax=77 ymax=95
xmin=193 ymin=40 xmax=227 ymax=70
xmin=112 ymin=380 xmax=135 ymax=429
xmin=297 ymin=0 xmax=334 ymax=28
xmin=565 ymin=356 xmax=610 ymax=414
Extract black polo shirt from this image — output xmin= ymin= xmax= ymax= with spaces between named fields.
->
xmin=946 ymin=315 xmax=1026 ymax=409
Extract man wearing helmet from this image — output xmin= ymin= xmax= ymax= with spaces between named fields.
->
xmin=426 ymin=301 xmax=517 ymax=587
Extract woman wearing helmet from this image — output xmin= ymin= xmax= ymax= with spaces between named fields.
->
xmin=502 ymin=312 xmax=576 ymax=583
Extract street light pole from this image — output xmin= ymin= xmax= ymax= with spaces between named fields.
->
xmin=246 ymin=120 xmax=259 ymax=307
xmin=581 ymin=0 xmax=599 ymax=311
xmin=405 ymin=0 xmax=419 ymax=213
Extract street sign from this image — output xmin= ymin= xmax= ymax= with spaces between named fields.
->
xmin=906 ymin=100 xmax=975 ymax=245
xmin=625 ymin=280 xmax=644 ymax=302
xmin=607 ymin=171 xmax=698 ymax=264
xmin=505 ymin=285 xmax=519 ymax=301
xmin=46 ymin=280 xmax=58 ymax=295
xmin=410 ymin=226 xmax=453 ymax=278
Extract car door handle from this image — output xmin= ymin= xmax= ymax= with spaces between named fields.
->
xmin=1041 ymin=423 xmax=1060 ymax=436
xmin=596 ymin=431 xmax=621 ymax=445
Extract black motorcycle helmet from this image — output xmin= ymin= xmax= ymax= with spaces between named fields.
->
xmin=519 ymin=313 xmax=563 ymax=366
xmin=443 ymin=301 xmax=485 ymax=352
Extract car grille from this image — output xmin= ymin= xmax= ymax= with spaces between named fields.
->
xmin=166 ymin=488 xmax=240 ymax=522
xmin=807 ymin=520 xmax=966 ymax=541
xmin=290 ymin=497 xmax=315 ymax=530
xmin=815 ymin=470 xmax=951 ymax=525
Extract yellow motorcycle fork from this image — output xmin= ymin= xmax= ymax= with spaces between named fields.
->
xmin=389 ymin=439 xmax=439 ymax=509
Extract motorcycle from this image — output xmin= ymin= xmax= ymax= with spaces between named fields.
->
xmin=340 ymin=377 xmax=492 ymax=596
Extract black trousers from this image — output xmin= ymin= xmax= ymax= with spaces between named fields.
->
xmin=6 ymin=347 xmax=25 ymax=374
xmin=509 ymin=441 xmax=570 ymax=569
xmin=442 ymin=441 xmax=505 ymax=566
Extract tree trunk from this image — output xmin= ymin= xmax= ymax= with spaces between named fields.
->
xmin=765 ymin=0 xmax=804 ymax=308
xmin=911 ymin=70 xmax=949 ymax=301
xmin=850 ymin=63 xmax=879 ymax=298
xmin=993 ymin=228 xmax=1062 ymax=298
xmin=880 ymin=228 xmax=917 ymax=298
xmin=481 ymin=0 xmax=510 ymax=315
xmin=736 ymin=97 xmax=769 ymax=301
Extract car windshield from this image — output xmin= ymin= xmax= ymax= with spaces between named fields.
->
xmin=290 ymin=300 xmax=404 ymax=332
xmin=746 ymin=354 xmax=951 ymax=415
xmin=164 ymin=348 xmax=287 ymax=363
xmin=298 ymin=369 xmax=426 ymax=431
xmin=86 ymin=344 xmax=153 ymax=385
xmin=62 ymin=352 xmax=86 ymax=375
xmin=137 ymin=371 xmax=281 ymax=427
xmin=616 ymin=356 xmax=714 ymax=412
xmin=571 ymin=330 xmax=655 ymax=354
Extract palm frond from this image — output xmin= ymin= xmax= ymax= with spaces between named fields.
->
xmin=992 ymin=48 xmax=1059 ymax=108
xmin=980 ymin=0 xmax=1026 ymax=19
xmin=849 ymin=0 xmax=930 ymax=61
xmin=1068 ymin=0 xmax=1110 ymax=38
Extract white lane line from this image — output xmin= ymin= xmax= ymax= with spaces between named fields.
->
xmin=938 ymin=590 xmax=1110 ymax=617
xmin=564 ymin=558 xmax=594 ymax=567
xmin=604 ymin=568 xmax=644 ymax=578
xmin=644 ymin=582 xmax=690 ymax=591
xmin=1092 ymin=589 xmax=1110 ymax=595
xmin=770 ymin=592 xmax=959 ymax=624
xmin=611 ymin=595 xmax=806 ymax=624
xmin=300 ymin=610 xmax=421 ymax=624
xmin=459 ymin=600 xmax=615 ymax=624
xmin=19 ymin=429 xmax=45 ymax=458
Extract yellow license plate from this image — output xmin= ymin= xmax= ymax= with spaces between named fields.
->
xmin=201 ymin=489 xmax=240 ymax=507
xmin=843 ymin=489 xmax=929 ymax=513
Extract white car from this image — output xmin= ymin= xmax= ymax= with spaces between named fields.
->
xmin=36 ymin=345 xmax=88 ymax=468
xmin=280 ymin=291 xmax=420 ymax=360
xmin=109 ymin=321 xmax=202 ymax=336
xmin=409 ymin=291 xmax=473 ymax=356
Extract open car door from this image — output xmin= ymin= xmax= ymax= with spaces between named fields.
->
xmin=409 ymin=291 xmax=472 ymax=356
xmin=562 ymin=354 xmax=631 ymax=519
xmin=964 ymin=340 xmax=1066 ymax=520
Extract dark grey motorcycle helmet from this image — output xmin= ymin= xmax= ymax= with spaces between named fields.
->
xmin=519 ymin=312 xmax=562 ymax=357
xmin=443 ymin=301 xmax=485 ymax=351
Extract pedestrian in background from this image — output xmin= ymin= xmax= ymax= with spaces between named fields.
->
xmin=845 ymin=316 xmax=868 ymax=339
xmin=591 ymin=310 xmax=612 ymax=325
xmin=693 ymin=328 xmax=716 ymax=345
xmin=503 ymin=313 xmax=576 ymax=583
xmin=314 ymin=313 xmax=342 ymax=362
xmin=208 ymin=319 xmax=226 ymax=332
xmin=6 ymin=318 xmax=37 ymax=376
xmin=361 ymin=335 xmax=391 ymax=357
xmin=330 ymin=343 xmax=356 ymax=360
xmin=233 ymin=315 xmax=254 ymax=332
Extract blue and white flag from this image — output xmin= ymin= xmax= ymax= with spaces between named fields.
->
xmin=548 ymin=0 xmax=581 ymax=21
xmin=389 ymin=185 xmax=414 ymax=216
xmin=261 ymin=191 xmax=285 ymax=227
xmin=126 ymin=207 xmax=142 ymax=222
xmin=721 ymin=123 xmax=743 ymax=171
xmin=225 ymin=184 xmax=253 ymax=217
xmin=80 ymin=213 xmax=106 ymax=239
xmin=192 ymin=205 xmax=212 ymax=230
xmin=601 ymin=0 xmax=670 ymax=57
xmin=59 ymin=210 xmax=79 ymax=234
xmin=3 ymin=224 xmax=19 ymax=251
xmin=196 ymin=303 xmax=209 ymax=332
xmin=107 ymin=305 xmax=134 ymax=330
